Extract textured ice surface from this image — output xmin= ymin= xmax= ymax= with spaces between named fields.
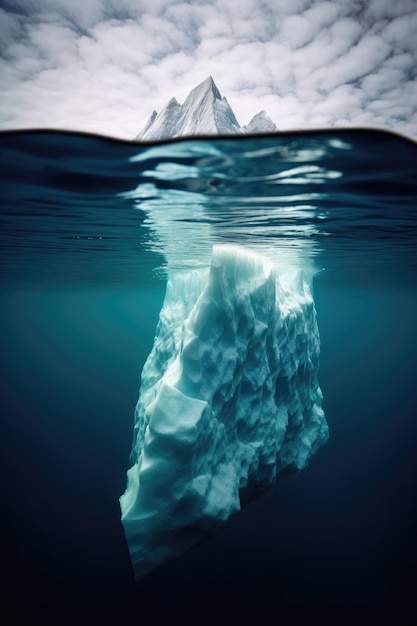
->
xmin=120 ymin=245 xmax=328 ymax=578
xmin=137 ymin=76 xmax=277 ymax=140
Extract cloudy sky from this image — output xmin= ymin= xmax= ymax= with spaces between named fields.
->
xmin=0 ymin=0 xmax=416 ymax=139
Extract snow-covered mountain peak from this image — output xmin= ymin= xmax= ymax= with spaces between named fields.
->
xmin=184 ymin=75 xmax=222 ymax=104
xmin=136 ymin=77 xmax=277 ymax=140
xmin=244 ymin=110 xmax=277 ymax=134
xmin=166 ymin=97 xmax=180 ymax=109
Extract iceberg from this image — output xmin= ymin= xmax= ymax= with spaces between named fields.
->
xmin=120 ymin=245 xmax=328 ymax=579
xmin=136 ymin=76 xmax=277 ymax=140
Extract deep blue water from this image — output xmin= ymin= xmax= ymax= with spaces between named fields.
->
xmin=1 ymin=129 xmax=417 ymax=624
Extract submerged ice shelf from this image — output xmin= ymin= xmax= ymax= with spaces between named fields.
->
xmin=120 ymin=245 xmax=328 ymax=579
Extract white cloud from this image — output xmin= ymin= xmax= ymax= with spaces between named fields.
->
xmin=281 ymin=14 xmax=316 ymax=49
xmin=381 ymin=12 xmax=417 ymax=50
xmin=385 ymin=52 xmax=414 ymax=72
xmin=304 ymin=1 xmax=340 ymax=29
xmin=0 ymin=7 xmax=24 ymax=49
xmin=0 ymin=0 xmax=416 ymax=138
xmin=366 ymin=0 xmax=417 ymax=20
xmin=319 ymin=34 xmax=391 ymax=91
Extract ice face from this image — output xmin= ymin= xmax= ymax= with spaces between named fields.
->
xmin=120 ymin=245 xmax=328 ymax=579
xmin=136 ymin=76 xmax=277 ymax=139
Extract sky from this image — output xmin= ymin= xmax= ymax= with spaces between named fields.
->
xmin=0 ymin=0 xmax=416 ymax=139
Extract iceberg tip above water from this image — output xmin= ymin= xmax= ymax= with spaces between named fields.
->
xmin=120 ymin=245 xmax=328 ymax=579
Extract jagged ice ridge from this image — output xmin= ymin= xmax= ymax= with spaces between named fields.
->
xmin=136 ymin=76 xmax=277 ymax=140
xmin=120 ymin=245 xmax=328 ymax=579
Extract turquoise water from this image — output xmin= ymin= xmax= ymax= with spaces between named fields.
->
xmin=1 ymin=129 xmax=416 ymax=624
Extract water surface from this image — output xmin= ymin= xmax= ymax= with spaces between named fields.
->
xmin=1 ymin=128 xmax=416 ymax=624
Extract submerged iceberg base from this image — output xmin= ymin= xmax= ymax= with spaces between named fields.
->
xmin=120 ymin=245 xmax=328 ymax=579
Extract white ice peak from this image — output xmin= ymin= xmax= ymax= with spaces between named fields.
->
xmin=120 ymin=245 xmax=328 ymax=579
xmin=136 ymin=76 xmax=277 ymax=140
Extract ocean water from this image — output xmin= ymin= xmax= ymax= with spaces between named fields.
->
xmin=1 ymin=129 xmax=416 ymax=624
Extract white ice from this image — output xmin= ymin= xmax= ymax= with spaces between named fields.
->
xmin=137 ymin=76 xmax=277 ymax=140
xmin=120 ymin=245 xmax=328 ymax=579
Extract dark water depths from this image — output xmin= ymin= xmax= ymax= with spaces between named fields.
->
xmin=1 ymin=129 xmax=417 ymax=624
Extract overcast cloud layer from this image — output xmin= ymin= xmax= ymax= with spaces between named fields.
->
xmin=0 ymin=0 xmax=416 ymax=139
